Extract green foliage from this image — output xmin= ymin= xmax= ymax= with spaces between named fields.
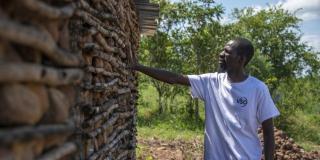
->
xmin=137 ymin=85 xmax=204 ymax=140
xmin=275 ymin=77 xmax=320 ymax=147
xmin=139 ymin=0 xmax=225 ymax=114
xmin=230 ymin=6 xmax=319 ymax=86
xmin=276 ymin=77 xmax=320 ymax=113
xmin=281 ymin=110 xmax=320 ymax=151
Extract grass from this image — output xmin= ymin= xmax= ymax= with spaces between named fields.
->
xmin=280 ymin=110 xmax=320 ymax=151
xmin=138 ymin=118 xmax=204 ymax=141
xmin=136 ymin=143 xmax=154 ymax=160
xmin=136 ymin=85 xmax=204 ymax=159
xmin=137 ymin=84 xmax=204 ymax=141
xmin=299 ymin=142 xmax=320 ymax=152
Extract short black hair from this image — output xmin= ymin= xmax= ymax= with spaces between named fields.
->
xmin=231 ymin=37 xmax=254 ymax=66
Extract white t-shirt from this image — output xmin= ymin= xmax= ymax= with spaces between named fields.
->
xmin=187 ymin=72 xmax=280 ymax=160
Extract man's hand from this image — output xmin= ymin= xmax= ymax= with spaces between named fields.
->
xmin=127 ymin=50 xmax=139 ymax=70
xmin=262 ymin=118 xmax=275 ymax=160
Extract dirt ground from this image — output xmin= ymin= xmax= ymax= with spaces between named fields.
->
xmin=137 ymin=133 xmax=320 ymax=160
xmin=137 ymin=137 xmax=204 ymax=160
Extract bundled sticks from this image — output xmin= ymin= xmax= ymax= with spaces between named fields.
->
xmin=0 ymin=0 xmax=81 ymax=159
xmin=75 ymin=0 xmax=140 ymax=159
xmin=0 ymin=0 xmax=144 ymax=159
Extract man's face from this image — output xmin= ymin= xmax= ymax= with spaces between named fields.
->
xmin=219 ymin=40 xmax=244 ymax=71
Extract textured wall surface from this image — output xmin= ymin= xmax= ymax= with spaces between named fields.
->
xmin=74 ymin=0 xmax=139 ymax=159
xmin=0 ymin=0 xmax=139 ymax=159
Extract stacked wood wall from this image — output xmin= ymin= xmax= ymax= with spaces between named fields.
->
xmin=0 ymin=0 xmax=140 ymax=159
xmin=74 ymin=0 xmax=139 ymax=159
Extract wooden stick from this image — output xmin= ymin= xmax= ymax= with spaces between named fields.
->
xmin=0 ymin=123 xmax=74 ymax=145
xmin=98 ymin=0 xmax=117 ymax=18
xmin=85 ymin=66 xmax=120 ymax=78
xmin=21 ymin=0 xmax=76 ymax=19
xmin=83 ymin=27 xmax=98 ymax=38
xmin=115 ymin=150 xmax=131 ymax=160
xmin=77 ymin=0 xmax=115 ymax=21
xmin=83 ymin=48 xmax=126 ymax=68
xmin=118 ymin=111 xmax=134 ymax=119
xmin=93 ymin=138 xmax=99 ymax=152
xmin=82 ymin=42 xmax=102 ymax=52
xmin=94 ymin=33 xmax=119 ymax=53
xmin=118 ymin=81 xmax=129 ymax=87
xmin=82 ymin=43 xmax=125 ymax=67
xmin=37 ymin=142 xmax=77 ymax=160
xmin=118 ymin=48 xmax=127 ymax=59
xmin=80 ymin=83 xmax=118 ymax=92
xmin=94 ymin=34 xmax=126 ymax=59
xmin=117 ymin=88 xmax=131 ymax=95
xmin=83 ymin=104 xmax=118 ymax=129
xmin=74 ymin=10 xmax=125 ymax=48
xmin=90 ymin=113 xmax=132 ymax=138
xmin=81 ymin=99 xmax=116 ymax=115
xmin=108 ymin=0 xmax=118 ymax=12
xmin=100 ymin=142 xmax=134 ymax=159
xmin=83 ymin=49 xmax=129 ymax=82
xmin=0 ymin=62 xmax=83 ymax=85
xmin=126 ymin=42 xmax=134 ymax=67
xmin=98 ymin=0 xmax=124 ymax=36
xmin=118 ymin=67 xmax=129 ymax=76
xmin=86 ymin=114 xmax=118 ymax=138
xmin=125 ymin=6 xmax=140 ymax=39
xmin=94 ymin=78 xmax=118 ymax=90
xmin=0 ymin=18 xmax=81 ymax=67
xmin=88 ymin=130 xmax=130 ymax=160
xmin=80 ymin=78 xmax=118 ymax=91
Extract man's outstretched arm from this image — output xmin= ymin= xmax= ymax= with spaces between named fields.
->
xmin=131 ymin=64 xmax=190 ymax=86
xmin=262 ymin=118 xmax=275 ymax=160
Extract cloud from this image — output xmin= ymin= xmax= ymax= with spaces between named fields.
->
xmin=277 ymin=0 xmax=320 ymax=21
xmin=251 ymin=0 xmax=320 ymax=21
xmin=301 ymin=34 xmax=320 ymax=51
xmin=252 ymin=5 xmax=264 ymax=13
xmin=220 ymin=15 xmax=234 ymax=24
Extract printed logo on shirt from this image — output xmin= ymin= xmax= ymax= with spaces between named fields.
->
xmin=237 ymin=97 xmax=248 ymax=107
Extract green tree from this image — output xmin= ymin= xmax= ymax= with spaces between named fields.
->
xmin=230 ymin=6 xmax=319 ymax=89
xmin=140 ymin=0 xmax=225 ymax=117
xmin=170 ymin=0 xmax=224 ymax=120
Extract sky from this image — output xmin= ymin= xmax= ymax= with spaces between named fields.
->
xmin=170 ymin=0 xmax=320 ymax=52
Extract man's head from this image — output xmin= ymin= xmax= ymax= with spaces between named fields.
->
xmin=219 ymin=37 xmax=254 ymax=72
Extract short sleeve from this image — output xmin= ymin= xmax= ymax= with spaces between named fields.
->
xmin=187 ymin=73 xmax=213 ymax=100
xmin=256 ymin=84 xmax=280 ymax=124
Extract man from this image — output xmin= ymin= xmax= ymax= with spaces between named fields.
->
xmin=130 ymin=37 xmax=280 ymax=160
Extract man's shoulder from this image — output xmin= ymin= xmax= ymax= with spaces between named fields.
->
xmin=187 ymin=72 xmax=218 ymax=83
xmin=197 ymin=72 xmax=219 ymax=79
xmin=249 ymin=76 xmax=269 ymax=91
xmin=202 ymin=72 xmax=219 ymax=76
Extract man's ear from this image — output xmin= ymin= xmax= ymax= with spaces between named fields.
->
xmin=239 ymin=56 xmax=247 ymax=66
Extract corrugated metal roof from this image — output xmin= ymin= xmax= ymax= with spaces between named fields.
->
xmin=134 ymin=0 xmax=159 ymax=35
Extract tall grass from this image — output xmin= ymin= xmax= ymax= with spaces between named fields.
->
xmin=137 ymin=85 xmax=204 ymax=141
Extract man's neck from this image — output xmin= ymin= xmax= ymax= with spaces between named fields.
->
xmin=226 ymin=69 xmax=248 ymax=83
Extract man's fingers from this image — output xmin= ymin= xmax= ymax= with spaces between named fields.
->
xmin=127 ymin=50 xmax=138 ymax=65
